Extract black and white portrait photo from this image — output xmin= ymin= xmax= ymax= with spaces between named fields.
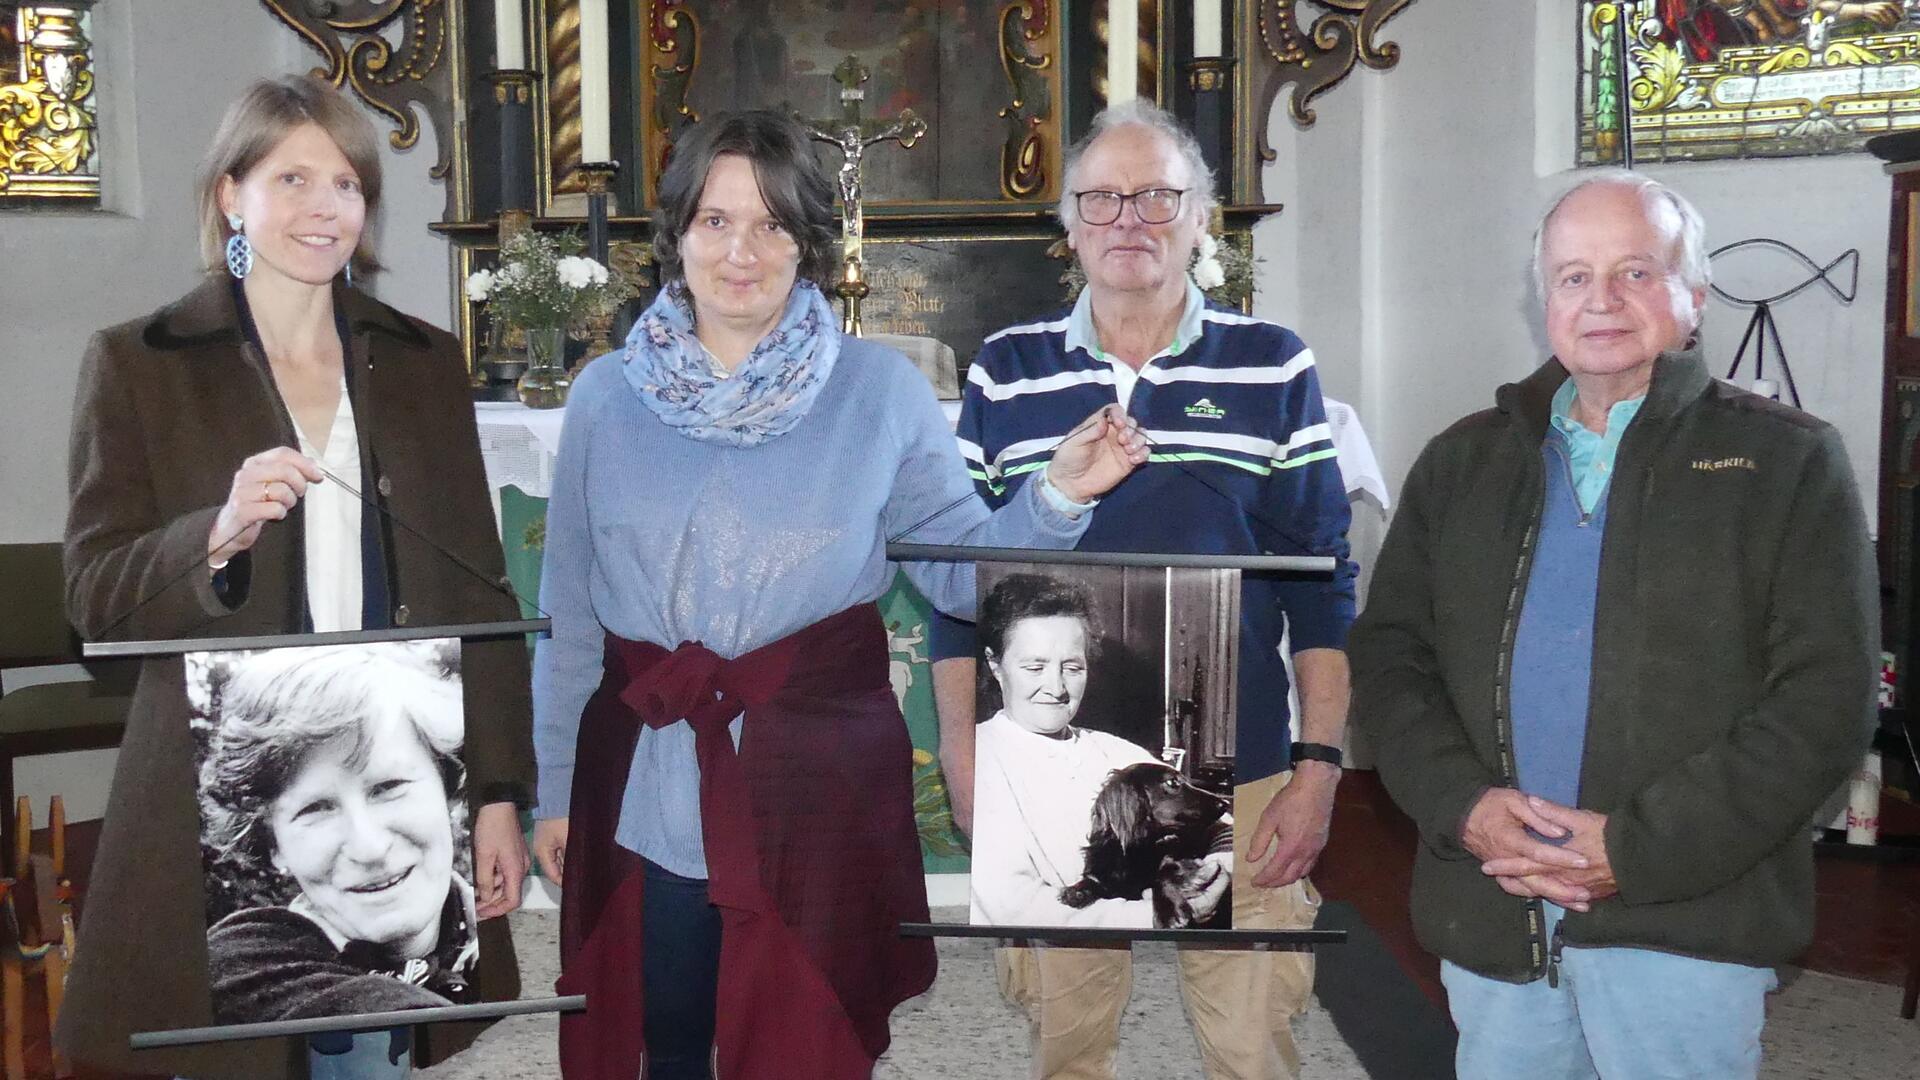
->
xmin=967 ymin=563 xmax=1241 ymax=931
xmin=186 ymin=638 xmax=479 ymax=1024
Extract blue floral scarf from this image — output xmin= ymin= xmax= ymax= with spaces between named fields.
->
xmin=622 ymin=280 xmax=840 ymax=447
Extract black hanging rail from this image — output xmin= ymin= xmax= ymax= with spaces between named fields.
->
xmin=884 ymin=544 xmax=1333 ymax=572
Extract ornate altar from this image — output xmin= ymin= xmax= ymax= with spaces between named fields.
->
xmin=256 ymin=1 xmax=1417 ymax=375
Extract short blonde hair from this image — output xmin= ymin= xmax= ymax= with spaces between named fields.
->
xmin=195 ymin=76 xmax=384 ymax=276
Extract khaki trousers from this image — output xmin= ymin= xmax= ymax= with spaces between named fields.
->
xmin=996 ymin=771 xmax=1322 ymax=1080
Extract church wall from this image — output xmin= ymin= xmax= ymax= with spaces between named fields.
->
xmin=1255 ymin=0 xmax=1889 ymax=525
xmin=366 ymin=127 xmax=456 ymax=361
xmin=0 ymin=2 xmax=454 ymax=546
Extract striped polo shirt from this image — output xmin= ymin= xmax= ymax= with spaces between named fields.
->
xmin=938 ymin=283 xmax=1357 ymax=782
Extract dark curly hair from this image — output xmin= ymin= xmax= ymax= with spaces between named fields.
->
xmin=651 ymin=109 xmax=839 ymax=289
xmin=977 ymin=573 xmax=1096 ymax=659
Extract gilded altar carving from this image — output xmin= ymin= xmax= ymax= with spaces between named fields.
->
xmin=259 ymin=1 xmax=457 ymax=181
xmin=1253 ymin=0 xmax=1413 ymax=157
xmin=998 ymin=1 xmax=1055 ymax=199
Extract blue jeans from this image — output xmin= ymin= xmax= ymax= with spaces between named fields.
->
xmin=642 ymin=856 xmax=722 ymax=1080
xmin=307 ymin=1028 xmax=411 ymax=1079
xmin=1441 ymin=904 xmax=1776 ymax=1080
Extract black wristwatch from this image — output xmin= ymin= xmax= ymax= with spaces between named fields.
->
xmin=1291 ymin=741 xmax=1344 ymax=769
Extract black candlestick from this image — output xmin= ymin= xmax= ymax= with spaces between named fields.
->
xmin=1185 ymin=57 xmax=1235 ymax=204
xmin=576 ymin=161 xmax=620 ymax=266
xmin=486 ymin=70 xmax=536 ymax=213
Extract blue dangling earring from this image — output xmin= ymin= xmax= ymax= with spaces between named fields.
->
xmin=225 ymin=212 xmax=254 ymax=279
xmin=344 ymin=260 xmax=354 ymax=289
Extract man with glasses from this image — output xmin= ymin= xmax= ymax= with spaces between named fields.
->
xmin=929 ymin=101 xmax=1355 ymax=1080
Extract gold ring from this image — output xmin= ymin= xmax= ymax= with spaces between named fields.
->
xmin=260 ymin=481 xmax=272 ymax=502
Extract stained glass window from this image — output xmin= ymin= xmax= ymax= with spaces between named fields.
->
xmin=1579 ymin=1 xmax=1920 ymax=164
xmin=0 ymin=3 xmax=98 ymax=205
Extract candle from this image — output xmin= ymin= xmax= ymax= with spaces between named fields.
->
xmin=494 ymin=0 xmax=524 ymax=70
xmin=1107 ymin=0 xmax=1137 ymax=104
xmin=1194 ymin=0 xmax=1222 ymax=58
xmin=1845 ymin=751 xmax=1882 ymax=846
xmin=579 ymin=0 xmax=611 ymax=162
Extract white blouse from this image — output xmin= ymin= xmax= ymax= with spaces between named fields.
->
xmin=295 ymin=376 xmax=364 ymax=633
xmin=968 ymin=711 xmax=1158 ymax=928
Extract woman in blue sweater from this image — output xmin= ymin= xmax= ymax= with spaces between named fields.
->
xmin=529 ymin=110 xmax=1144 ymax=1079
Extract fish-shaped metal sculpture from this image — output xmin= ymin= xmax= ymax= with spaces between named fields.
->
xmin=1710 ymin=238 xmax=1859 ymax=307
xmin=1709 ymin=238 xmax=1859 ymax=410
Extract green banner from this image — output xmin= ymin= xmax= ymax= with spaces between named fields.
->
xmin=499 ymin=485 xmax=548 ymax=624
xmin=878 ymin=570 xmax=970 ymax=873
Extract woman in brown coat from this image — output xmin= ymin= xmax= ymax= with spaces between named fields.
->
xmin=56 ymin=76 xmax=533 ymax=1079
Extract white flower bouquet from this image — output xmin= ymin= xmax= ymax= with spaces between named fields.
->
xmin=1192 ymin=233 xmax=1228 ymax=291
xmin=465 ymin=230 xmax=635 ymax=334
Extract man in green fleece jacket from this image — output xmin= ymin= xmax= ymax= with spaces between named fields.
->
xmin=1349 ymin=173 xmax=1876 ymax=1079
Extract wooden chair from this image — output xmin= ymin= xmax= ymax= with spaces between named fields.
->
xmin=0 ymin=543 xmax=130 ymax=860
xmin=2 ymin=796 xmax=75 ymax=1080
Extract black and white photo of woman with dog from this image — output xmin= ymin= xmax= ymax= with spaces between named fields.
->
xmin=967 ymin=568 xmax=1238 ymax=929
xmin=188 ymin=638 xmax=480 ymax=1023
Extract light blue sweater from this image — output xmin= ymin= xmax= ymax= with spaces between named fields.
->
xmin=532 ymin=336 xmax=1089 ymax=877
xmin=1509 ymin=438 xmax=1609 ymax=812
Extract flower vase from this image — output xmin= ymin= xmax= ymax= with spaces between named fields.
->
xmin=517 ymin=326 xmax=570 ymax=409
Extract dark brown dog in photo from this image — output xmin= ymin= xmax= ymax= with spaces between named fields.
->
xmin=1058 ymin=762 xmax=1232 ymax=928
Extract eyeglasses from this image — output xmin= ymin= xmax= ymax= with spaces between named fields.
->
xmin=1072 ymin=187 xmax=1188 ymax=226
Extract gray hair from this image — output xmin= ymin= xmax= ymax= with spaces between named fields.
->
xmin=1530 ymin=169 xmax=1710 ymax=298
xmin=1059 ymin=101 xmax=1217 ymax=229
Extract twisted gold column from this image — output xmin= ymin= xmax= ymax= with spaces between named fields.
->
xmin=548 ymin=2 xmax=585 ymax=194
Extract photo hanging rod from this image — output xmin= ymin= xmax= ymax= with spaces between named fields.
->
xmin=129 ymin=995 xmax=588 ymax=1049
xmin=901 ymin=922 xmax=1348 ymax=947
xmin=884 ymin=544 xmax=1334 ymax=573
xmin=79 ymin=619 xmax=551 ymax=659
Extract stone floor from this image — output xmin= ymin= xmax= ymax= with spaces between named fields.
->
xmin=418 ymin=906 xmax=1920 ymax=1079
xmin=419 ymin=908 xmax=1375 ymax=1080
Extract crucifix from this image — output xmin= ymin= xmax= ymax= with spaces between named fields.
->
xmin=802 ymin=54 xmax=928 ymax=335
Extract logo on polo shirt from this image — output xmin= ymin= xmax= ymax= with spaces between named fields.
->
xmin=1184 ymin=398 xmax=1227 ymax=420
xmin=1691 ymin=456 xmax=1757 ymax=473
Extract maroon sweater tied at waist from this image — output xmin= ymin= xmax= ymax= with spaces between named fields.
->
xmin=557 ymin=603 xmax=936 ymax=1079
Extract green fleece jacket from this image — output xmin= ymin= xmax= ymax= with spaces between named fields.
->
xmin=1350 ymin=350 xmax=1877 ymax=980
